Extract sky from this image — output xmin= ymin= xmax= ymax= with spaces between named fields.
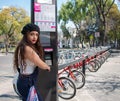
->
xmin=115 ymin=0 xmax=120 ymax=10
xmin=0 ymin=0 xmax=66 ymax=16
xmin=57 ymin=0 xmax=67 ymax=11
xmin=0 ymin=0 xmax=31 ymax=16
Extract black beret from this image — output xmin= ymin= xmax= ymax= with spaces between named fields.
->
xmin=21 ymin=23 xmax=40 ymax=35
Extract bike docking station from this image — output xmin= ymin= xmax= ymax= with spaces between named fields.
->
xmin=31 ymin=0 xmax=58 ymax=101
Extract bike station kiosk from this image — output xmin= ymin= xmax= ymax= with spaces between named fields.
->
xmin=31 ymin=0 xmax=58 ymax=101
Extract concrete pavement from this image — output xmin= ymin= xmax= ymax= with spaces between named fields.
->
xmin=0 ymin=50 xmax=120 ymax=101
xmin=0 ymin=53 xmax=20 ymax=101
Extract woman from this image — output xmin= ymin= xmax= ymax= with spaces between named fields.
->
xmin=13 ymin=23 xmax=50 ymax=101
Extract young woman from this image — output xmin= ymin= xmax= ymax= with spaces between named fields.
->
xmin=13 ymin=23 xmax=50 ymax=101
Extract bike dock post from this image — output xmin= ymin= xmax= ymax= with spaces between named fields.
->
xmin=82 ymin=59 xmax=86 ymax=76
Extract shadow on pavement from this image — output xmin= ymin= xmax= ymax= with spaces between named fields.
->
xmin=0 ymin=94 xmax=20 ymax=100
xmin=0 ymin=76 xmax=13 ymax=78
xmin=86 ymin=73 xmax=120 ymax=94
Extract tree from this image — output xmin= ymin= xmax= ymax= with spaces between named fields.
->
xmin=58 ymin=0 xmax=93 ymax=48
xmin=107 ymin=4 xmax=120 ymax=48
xmin=60 ymin=23 xmax=71 ymax=39
xmin=0 ymin=6 xmax=30 ymax=54
xmin=58 ymin=0 xmax=116 ymax=47
xmin=60 ymin=22 xmax=71 ymax=47
xmin=92 ymin=0 xmax=115 ymax=45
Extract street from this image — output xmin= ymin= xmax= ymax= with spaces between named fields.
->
xmin=0 ymin=53 xmax=20 ymax=101
xmin=0 ymin=50 xmax=120 ymax=101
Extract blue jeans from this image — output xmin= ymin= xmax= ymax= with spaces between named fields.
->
xmin=17 ymin=68 xmax=39 ymax=101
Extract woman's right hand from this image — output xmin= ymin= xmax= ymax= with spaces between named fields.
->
xmin=46 ymin=66 xmax=51 ymax=72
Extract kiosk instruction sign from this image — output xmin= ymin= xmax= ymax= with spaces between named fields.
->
xmin=34 ymin=3 xmax=56 ymax=32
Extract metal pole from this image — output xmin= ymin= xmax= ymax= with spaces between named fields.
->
xmin=31 ymin=0 xmax=34 ymax=23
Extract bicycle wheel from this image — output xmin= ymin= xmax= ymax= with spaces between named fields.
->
xmin=88 ymin=60 xmax=100 ymax=72
xmin=87 ymin=61 xmax=98 ymax=72
xmin=101 ymin=56 xmax=106 ymax=63
xmin=95 ymin=59 xmax=101 ymax=68
xmin=58 ymin=77 xmax=76 ymax=100
xmin=92 ymin=58 xmax=101 ymax=68
xmin=68 ymin=70 xmax=85 ymax=89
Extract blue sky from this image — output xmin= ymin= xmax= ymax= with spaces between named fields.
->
xmin=0 ymin=0 xmax=31 ymax=16
xmin=115 ymin=0 xmax=120 ymax=10
xmin=57 ymin=0 xmax=67 ymax=11
xmin=0 ymin=0 xmax=66 ymax=15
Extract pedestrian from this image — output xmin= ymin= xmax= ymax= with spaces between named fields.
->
xmin=13 ymin=23 xmax=50 ymax=101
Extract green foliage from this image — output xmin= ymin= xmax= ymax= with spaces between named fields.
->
xmin=58 ymin=0 xmax=91 ymax=26
xmin=107 ymin=4 xmax=120 ymax=41
xmin=0 ymin=29 xmax=2 ymax=35
xmin=89 ymin=34 xmax=94 ymax=40
xmin=58 ymin=0 xmax=118 ymax=46
xmin=0 ymin=6 xmax=30 ymax=53
xmin=58 ymin=0 xmax=94 ymax=38
xmin=0 ymin=6 xmax=30 ymax=44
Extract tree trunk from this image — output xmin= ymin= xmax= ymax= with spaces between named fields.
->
xmin=5 ymin=35 xmax=9 ymax=55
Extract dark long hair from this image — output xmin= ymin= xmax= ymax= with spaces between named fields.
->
xmin=13 ymin=33 xmax=43 ymax=72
